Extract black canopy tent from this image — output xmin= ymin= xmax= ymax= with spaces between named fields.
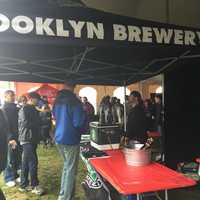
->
xmin=1 ymin=2 xmax=200 ymax=170
xmin=0 ymin=3 xmax=200 ymax=85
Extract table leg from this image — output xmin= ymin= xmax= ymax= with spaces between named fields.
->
xmin=198 ymin=164 xmax=200 ymax=176
xmin=165 ymin=190 xmax=168 ymax=200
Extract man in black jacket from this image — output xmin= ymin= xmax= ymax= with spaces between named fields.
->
xmin=2 ymin=90 xmax=20 ymax=187
xmin=0 ymin=109 xmax=8 ymax=200
xmin=18 ymin=92 xmax=43 ymax=195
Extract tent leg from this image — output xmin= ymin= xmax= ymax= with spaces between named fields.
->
xmin=161 ymin=73 xmax=165 ymax=162
xmin=123 ymin=84 xmax=127 ymax=133
xmin=165 ymin=190 xmax=168 ymax=200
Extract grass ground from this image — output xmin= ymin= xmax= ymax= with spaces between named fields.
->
xmin=0 ymin=146 xmax=87 ymax=200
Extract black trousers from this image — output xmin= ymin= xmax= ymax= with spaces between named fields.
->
xmin=20 ymin=143 xmax=39 ymax=188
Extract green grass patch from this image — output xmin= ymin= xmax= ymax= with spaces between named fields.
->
xmin=0 ymin=146 xmax=87 ymax=200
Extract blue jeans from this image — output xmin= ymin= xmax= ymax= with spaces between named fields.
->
xmin=57 ymin=144 xmax=80 ymax=200
xmin=4 ymin=145 xmax=21 ymax=183
xmin=20 ymin=143 xmax=39 ymax=188
xmin=121 ymin=195 xmax=137 ymax=200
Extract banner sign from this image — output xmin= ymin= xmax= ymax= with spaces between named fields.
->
xmin=0 ymin=7 xmax=200 ymax=47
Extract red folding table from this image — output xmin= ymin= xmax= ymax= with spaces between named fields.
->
xmin=89 ymin=150 xmax=196 ymax=200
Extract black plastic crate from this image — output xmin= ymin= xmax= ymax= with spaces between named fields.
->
xmin=90 ymin=122 xmax=121 ymax=145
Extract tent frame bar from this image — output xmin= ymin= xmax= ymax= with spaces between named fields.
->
xmin=127 ymin=50 xmax=191 ymax=83
xmin=73 ymin=47 xmax=90 ymax=72
xmin=156 ymin=50 xmax=190 ymax=74
xmin=0 ymin=51 xmax=199 ymax=84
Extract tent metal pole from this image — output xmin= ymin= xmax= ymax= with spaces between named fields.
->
xmin=156 ymin=50 xmax=190 ymax=74
xmin=123 ymin=83 xmax=127 ymax=132
xmin=161 ymin=73 xmax=165 ymax=162
xmin=181 ymin=54 xmax=200 ymax=59
xmin=32 ymin=73 xmax=64 ymax=82
xmin=0 ymin=65 xmax=28 ymax=74
xmin=74 ymin=47 xmax=89 ymax=72
xmin=33 ymin=57 xmax=72 ymax=64
xmin=0 ymin=56 xmax=26 ymax=63
xmin=73 ymin=47 xmax=96 ymax=73
xmin=127 ymin=56 xmax=178 ymax=82
xmin=32 ymin=62 xmax=93 ymax=78
xmin=0 ymin=61 xmax=26 ymax=67
xmin=128 ymin=50 xmax=191 ymax=83
xmin=84 ymin=58 xmax=141 ymax=73
xmin=0 ymin=72 xmax=28 ymax=76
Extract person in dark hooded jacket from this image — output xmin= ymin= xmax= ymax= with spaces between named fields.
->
xmin=53 ymin=81 xmax=86 ymax=200
xmin=126 ymin=91 xmax=147 ymax=144
xmin=0 ymin=109 xmax=8 ymax=200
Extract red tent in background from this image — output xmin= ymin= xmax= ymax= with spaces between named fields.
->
xmin=28 ymin=84 xmax=58 ymax=105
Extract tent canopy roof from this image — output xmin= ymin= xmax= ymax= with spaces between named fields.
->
xmin=0 ymin=5 xmax=199 ymax=86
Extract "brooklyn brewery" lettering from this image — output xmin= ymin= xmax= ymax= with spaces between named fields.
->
xmin=0 ymin=13 xmax=200 ymax=46
xmin=0 ymin=14 xmax=104 ymax=39
xmin=113 ymin=24 xmax=200 ymax=46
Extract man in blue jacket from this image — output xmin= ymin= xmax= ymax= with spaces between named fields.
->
xmin=53 ymin=81 xmax=86 ymax=200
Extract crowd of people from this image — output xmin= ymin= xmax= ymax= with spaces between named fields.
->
xmin=0 ymin=82 xmax=93 ymax=200
xmin=98 ymin=93 xmax=163 ymax=135
xmin=115 ymin=91 xmax=163 ymax=151
xmin=0 ymin=91 xmax=53 ymax=199
xmin=0 ymin=82 xmax=163 ymax=200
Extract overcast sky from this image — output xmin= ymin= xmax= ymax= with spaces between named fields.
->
xmin=82 ymin=0 xmax=200 ymax=28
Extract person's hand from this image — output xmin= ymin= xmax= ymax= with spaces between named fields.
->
xmin=119 ymin=136 xmax=128 ymax=149
xmin=124 ymin=137 xmax=129 ymax=145
xmin=119 ymin=136 xmax=125 ymax=149
xmin=9 ymin=140 xmax=17 ymax=149
xmin=52 ymin=120 xmax=56 ymax=126
xmin=36 ymin=107 xmax=43 ymax=112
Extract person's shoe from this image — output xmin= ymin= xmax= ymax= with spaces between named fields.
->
xmin=6 ymin=181 xmax=16 ymax=187
xmin=19 ymin=186 xmax=32 ymax=193
xmin=31 ymin=186 xmax=44 ymax=195
xmin=177 ymin=162 xmax=185 ymax=172
xmin=16 ymin=177 xmax=21 ymax=183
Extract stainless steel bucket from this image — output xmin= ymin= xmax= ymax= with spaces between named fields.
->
xmin=123 ymin=147 xmax=151 ymax=166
